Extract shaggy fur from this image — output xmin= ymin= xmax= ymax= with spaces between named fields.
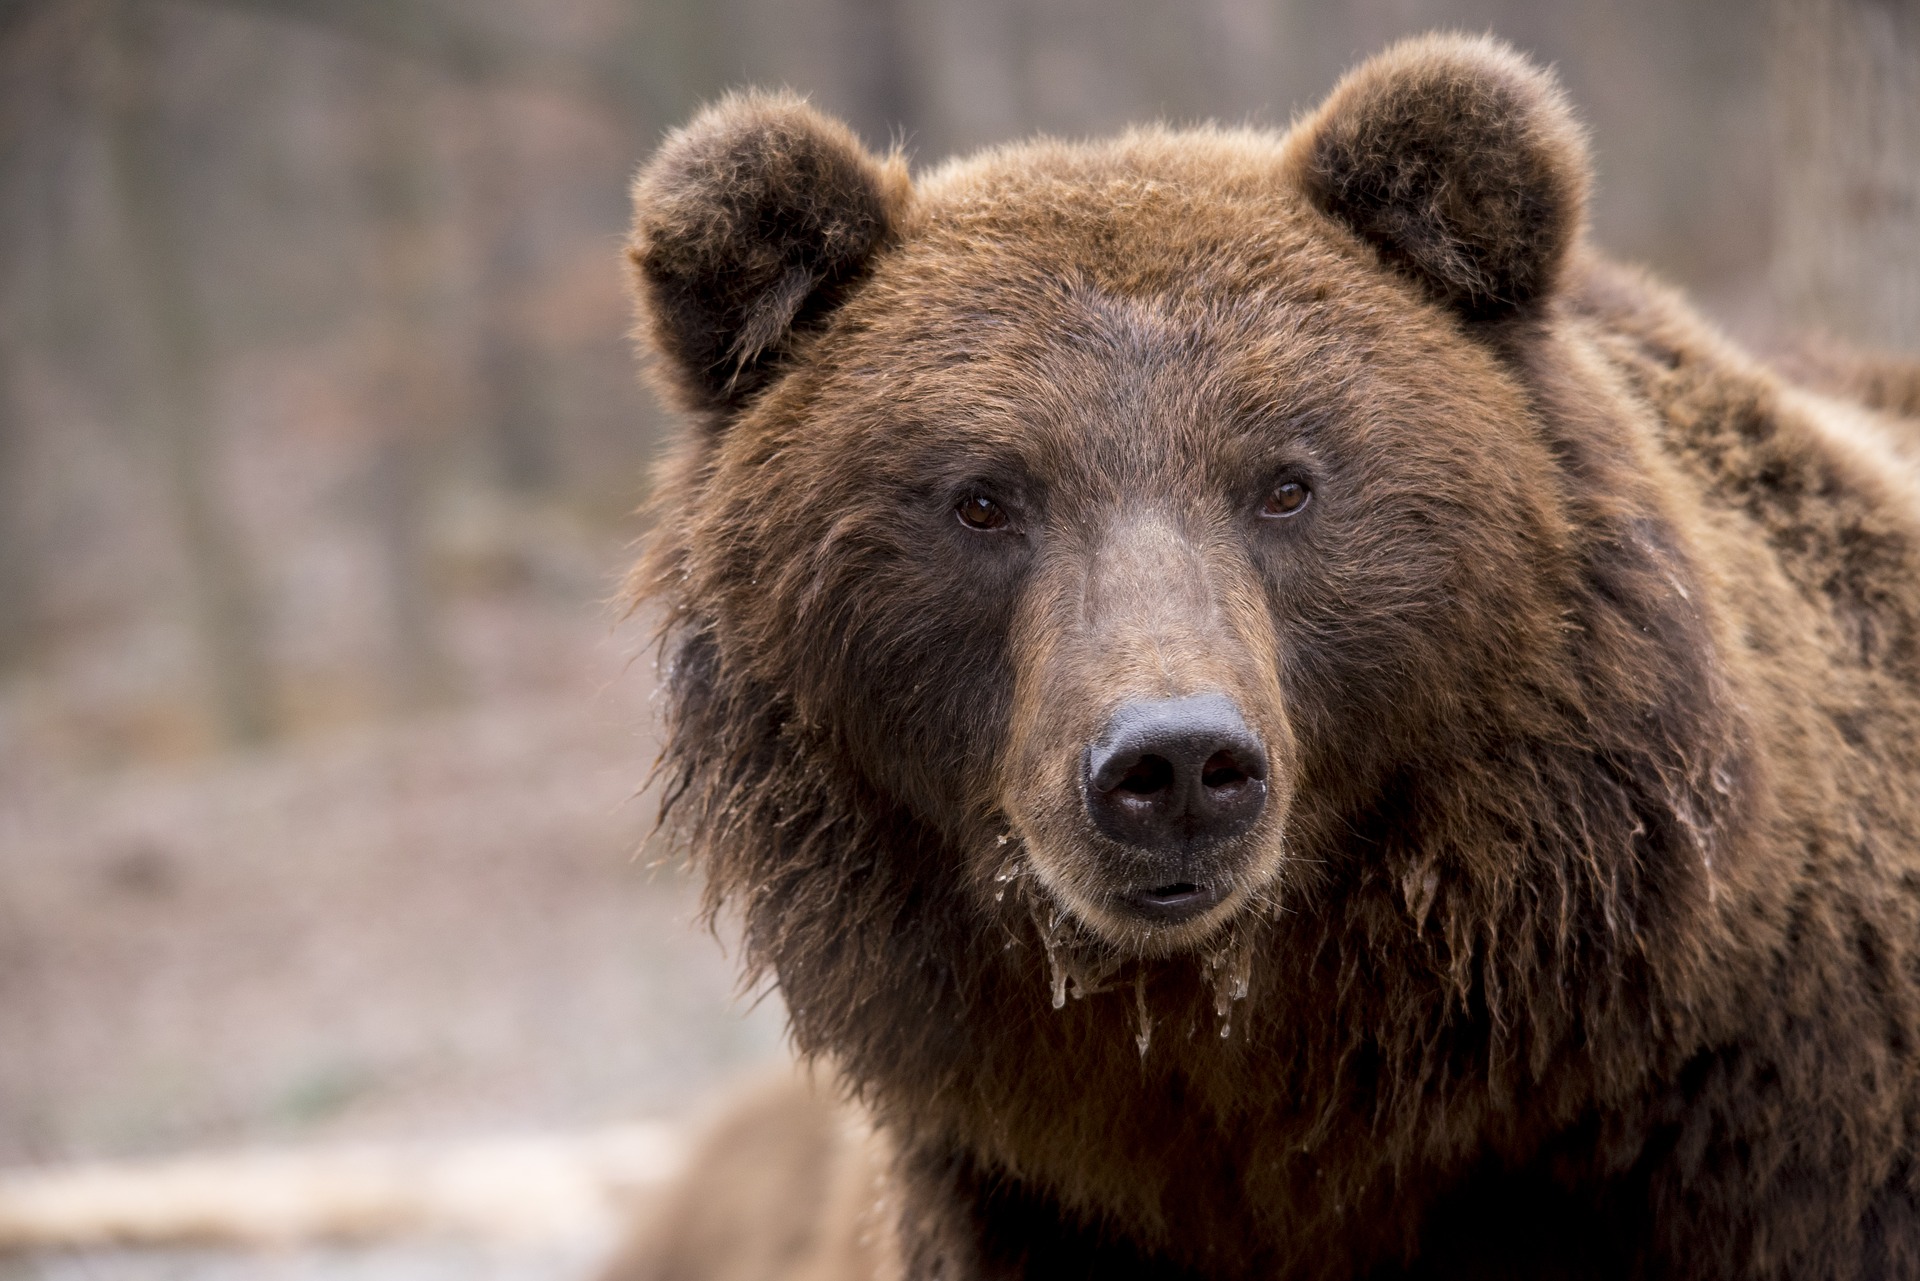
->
xmin=630 ymin=91 xmax=911 ymax=415
xmin=1295 ymin=36 xmax=1588 ymax=317
xmin=626 ymin=33 xmax=1920 ymax=1281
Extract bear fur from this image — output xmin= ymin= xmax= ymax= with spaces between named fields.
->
xmin=595 ymin=1072 xmax=893 ymax=1281
xmin=625 ymin=33 xmax=1920 ymax=1281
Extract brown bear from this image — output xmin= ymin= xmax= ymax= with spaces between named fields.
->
xmin=622 ymin=33 xmax=1920 ymax=1281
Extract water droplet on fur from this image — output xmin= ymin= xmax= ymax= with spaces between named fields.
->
xmin=1134 ymin=969 xmax=1152 ymax=1058
xmin=1037 ymin=907 xmax=1070 ymax=1010
xmin=1213 ymin=947 xmax=1251 ymax=1013
xmin=1209 ymin=930 xmax=1254 ymax=1035
xmin=1402 ymin=865 xmax=1440 ymax=929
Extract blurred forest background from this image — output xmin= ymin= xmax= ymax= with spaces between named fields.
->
xmin=0 ymin=0 xmax=1914 ymax=1276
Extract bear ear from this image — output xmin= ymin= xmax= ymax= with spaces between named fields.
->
xmin=629 ymin=91 xmax=909 ymax=414
xmin=1289 ymin=34 xmax=1590 ymax=320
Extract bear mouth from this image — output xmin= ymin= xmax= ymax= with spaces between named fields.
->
xmin=1117 ymin=880 xmax=1224 ymax=923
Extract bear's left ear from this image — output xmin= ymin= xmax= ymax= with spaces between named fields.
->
xmin=630 ymin=91 xmax=911 ymax=416
xmin=1288 ymin=34 xmax=1590 ymax=320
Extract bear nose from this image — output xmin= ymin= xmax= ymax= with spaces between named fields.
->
xmin=1083 ymin=693 xmax=1268 ymax=857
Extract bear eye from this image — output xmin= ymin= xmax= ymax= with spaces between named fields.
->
xmin=956 ymin=494 xmax=1011 ymax=531
xmin=1260 ymin=481 xmax=1311 ymax=519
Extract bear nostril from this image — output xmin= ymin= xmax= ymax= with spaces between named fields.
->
xmin=1116 ymin=756 xmax=1176 ymax=795
xmin=1201 ymin=751 xmax=1250 ymax=790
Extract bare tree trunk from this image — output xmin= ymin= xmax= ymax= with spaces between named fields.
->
xmin=362 ymin=56 xmax=459 ymax=713
xmin=101 ymin=0 xmax=277 ymax=744
xmin=469 ymin=106 xmax=554 ymax=496
xmin=1771 ymin=0 xmax=1920 ymax=351
xmin=0 ymin=352 xmax=30 ymax=672
xmin=0 ymin=28 xmax=41 ymax=678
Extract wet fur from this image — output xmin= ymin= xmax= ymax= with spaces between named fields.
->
xmin=627 ymin=34 xmax=1920 ymax=1281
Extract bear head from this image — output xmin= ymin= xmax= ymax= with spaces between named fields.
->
xmin=627 ymin=34 xmax=1736 ymax=1034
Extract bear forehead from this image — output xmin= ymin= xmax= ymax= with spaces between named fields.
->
xmin=892 ymin=127 xmax=1407 ymax=302
xmin=792 ymin=128 xmax=1507 ymax=410
xmin=759 ymin=142 xmax=1531 ymax=489
xmin=915 ymin=126 xmax=1313 ymax=229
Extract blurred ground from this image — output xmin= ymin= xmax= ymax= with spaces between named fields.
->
xmin=0 ymin=550 xmax=790 ymax=1278
xmin=1 ymin=1243 xmax=607 ymax=1280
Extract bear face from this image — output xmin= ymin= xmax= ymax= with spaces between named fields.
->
xmin=668 ymin=198 xmax=1580 ymax=955
xmin=631 ymin=36 xmax=1723 ymax=963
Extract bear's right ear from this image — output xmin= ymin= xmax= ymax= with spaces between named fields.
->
xmin=629 ymin=92 xmax=909 ymax=415
xmin=1287 ymin=34 xmax=1590 ymax=320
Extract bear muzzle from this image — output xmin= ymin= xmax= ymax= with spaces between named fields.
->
xmin=1082 ymin=692 xmax=1269 ymax=924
